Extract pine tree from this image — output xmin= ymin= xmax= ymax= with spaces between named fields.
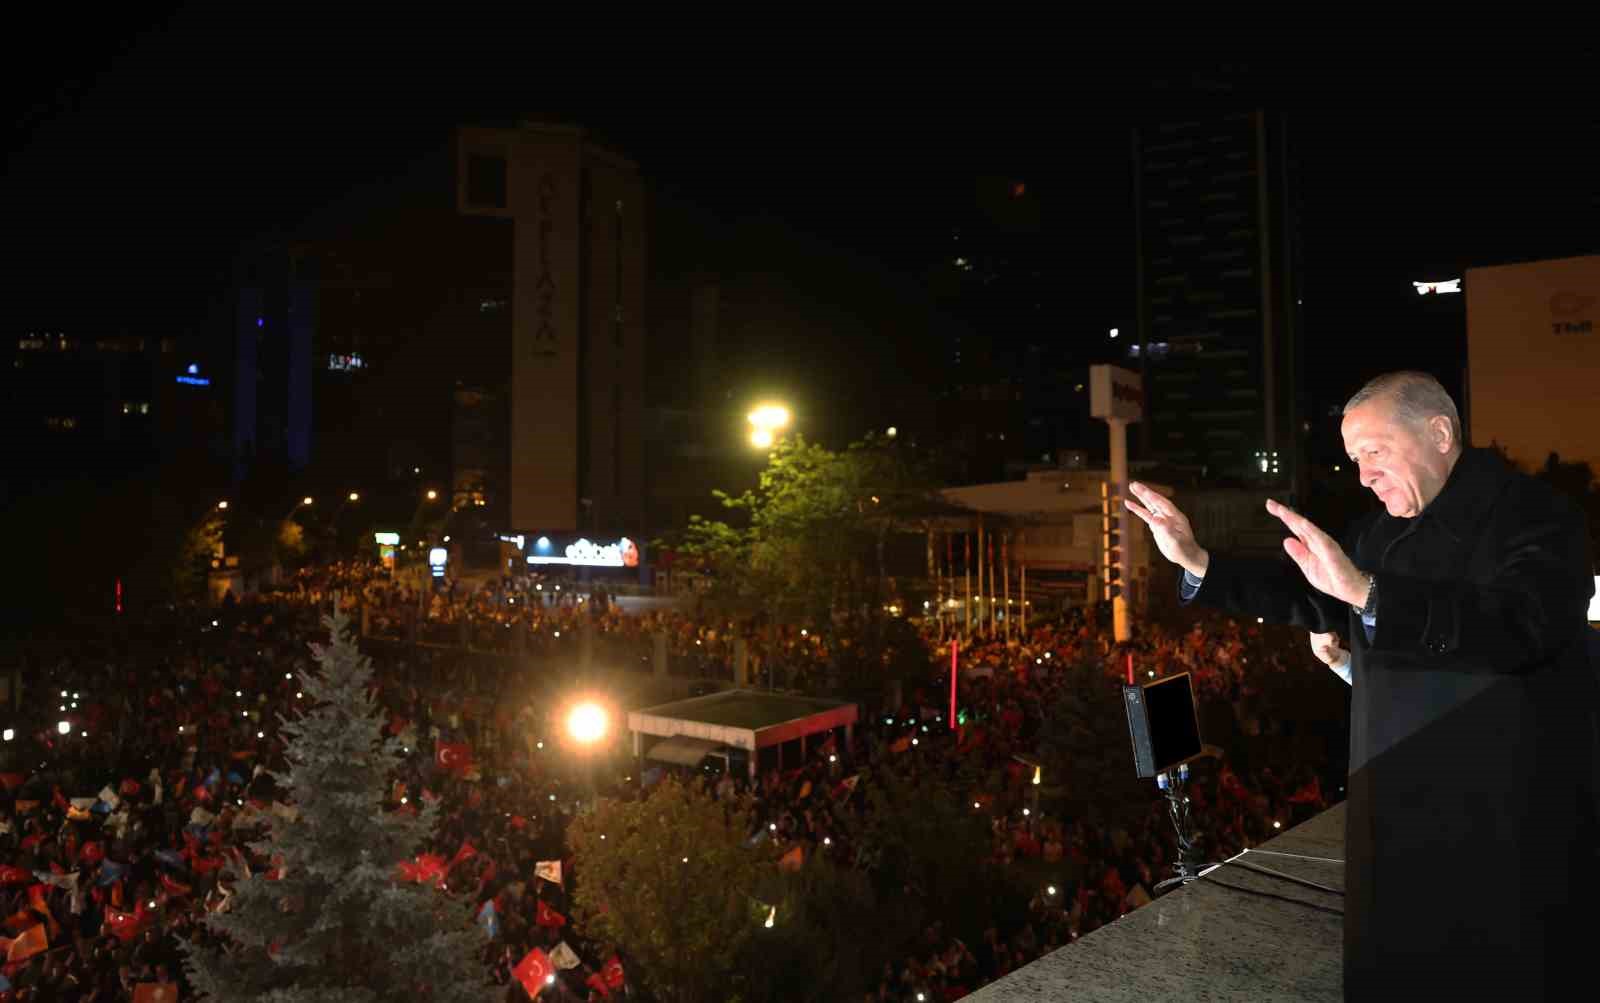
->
xmin=181 ymin=611 xmax=491 ymax=1002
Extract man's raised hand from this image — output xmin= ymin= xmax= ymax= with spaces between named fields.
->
xmin=1124 ymin=482 xmax=1209 ymax=579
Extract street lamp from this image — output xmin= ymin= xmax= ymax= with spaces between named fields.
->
xmin=348 ymin=491 xmax=360 ymax=503
xmin=303 ymin=496 xmax=314 ymax=506
xmin=567 ymin=702 xmax=608 ymax=745
xmin=747 ymin=403 xmax=791 ymax=448
xmin=426 ymin=489 xmax=439 ymax=501
xmin=217 ymin=500 xmax=229 ymax=511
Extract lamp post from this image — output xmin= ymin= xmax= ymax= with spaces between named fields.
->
xmin=281 ymin=496 xmax=313 ymax=525
xmin=745 ymin=402 xmax=792 ymax=684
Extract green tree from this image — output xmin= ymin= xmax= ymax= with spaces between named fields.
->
xmin=174 ymin=507 xmax=226 ymax=602
xmin=670 ymin=435 xmax=951 ymax=704
xmin=854 ymin=759 xmax=1024 ymax=945
xmin=181 ymin=612 xmax=490 ymax=1002
xmin=735 ymin=851 xmax=916 ymax=1003
xmin=567 ymin=776 xmax=774 ymax=1003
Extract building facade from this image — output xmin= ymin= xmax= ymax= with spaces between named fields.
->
xmin=233 ymin=122 xmax=645 ymax=544
xmin=1132 ymin=109 xmax=1306 ymax=495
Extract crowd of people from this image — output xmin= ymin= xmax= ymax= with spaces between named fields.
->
xmin=0 ymin=559 xmax=1343 ymax=1000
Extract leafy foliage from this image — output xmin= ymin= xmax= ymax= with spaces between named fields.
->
xmin=175 ymin=507 xmax=226 ymax=601
xmin=180 ymin=612 xmax=490 ymax=1002
xmin=566 ymin=777 xmax=774 ymax=1003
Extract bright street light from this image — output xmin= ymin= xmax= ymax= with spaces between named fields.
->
xmin=348 ymin=491 xmax=360 ymax=502
xmin=567 ymin=702 xmax=608 ymax=745
xmin=748 ymin=404 xmax=790 ymax=430
xmin=426 ymin=489 xmax=439 ymax=501
xmin=747 ymin=402 xmax=791 ymax=449
xmin=217 ymin=500 xmax=229 ymax=510
xmin=302 ymin=496 xmax=314 ymax=506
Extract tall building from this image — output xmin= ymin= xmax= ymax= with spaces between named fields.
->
xmin=4 ymin=327 xmax=226 ymax=495
xmin=1131 ymin=108 xmax=1305 ymax=494
xmin=234 ymin=122 xmax=645 ymax=543
xmin=930 ymin=177 xmax=1121 ymax=484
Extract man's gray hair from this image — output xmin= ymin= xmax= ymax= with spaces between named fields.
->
xmin=1342 ymin=371 xmax=1463 ymax=447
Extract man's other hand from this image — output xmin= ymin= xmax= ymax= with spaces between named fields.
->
xmin=1125 ymin=482 xmax=1209 ymax=578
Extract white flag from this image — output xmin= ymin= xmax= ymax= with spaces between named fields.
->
xmin=97 ymin=786 xmax=121 ymax=809
xmin=550 ymin=941 xmax=582 ymax=971
xmin=535 ymin=860 xmax=562 ymax=885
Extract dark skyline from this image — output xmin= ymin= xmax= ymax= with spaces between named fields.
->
xmin=6 ymin=9 xmax=1597 ymax=418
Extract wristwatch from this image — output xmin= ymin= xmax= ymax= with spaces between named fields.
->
xmin=1351 ymin=573 xmax=1377 ymax=618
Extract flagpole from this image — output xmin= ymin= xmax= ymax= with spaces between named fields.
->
xmin=945 ymin=530 xmax=954 ymax=638
xmin=979 ymin=534 xmax=992 ymax=636
xmin=976 ymin=515 xmax=985 ymax=641
xmin=1002 ymin=532 xmax=1011 ymax=642
xmin=1019 ymin=535 xmax=1028 ymax=636
xmin=964 ymin=531 xmax=972 ymax=640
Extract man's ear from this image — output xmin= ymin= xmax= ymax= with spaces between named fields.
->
xmin=1429 ymin=415 xmax=1454 ymax=453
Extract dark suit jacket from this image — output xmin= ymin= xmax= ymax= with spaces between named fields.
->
xmin=1183 ymin=447 xmax=1599 ymax=1000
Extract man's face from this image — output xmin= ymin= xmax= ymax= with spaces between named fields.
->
xmin=1340 ymin=398 xmax=1453 ymax=518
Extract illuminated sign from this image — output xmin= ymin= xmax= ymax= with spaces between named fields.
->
xmin=525 ymin=537 xmax=639 ymax=568
xmin=1413 ymin=279 xmax=1461 ymax=295
xmin=498 ymin=534 xmax=526 ymax=550
xmin=177 ymin=362 xmax=210 ymax=386
xmin=373 ymin=532 xmax=401 ymax=546
xmin=328 ymin=353 xmax=365 ymax=371
xmin=1089 ymin=364 xmax=1144 ymax=422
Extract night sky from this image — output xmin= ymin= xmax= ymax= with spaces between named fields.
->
xmin=6 ymin=9 xmax=1597 ymax=418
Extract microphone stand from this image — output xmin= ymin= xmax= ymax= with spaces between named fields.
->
xmin=1152 ymin=762 xmax=1216 ymax=894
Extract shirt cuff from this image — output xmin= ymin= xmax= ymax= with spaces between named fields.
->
xmin=1179 ymin=569 xmax=1204 ymax=601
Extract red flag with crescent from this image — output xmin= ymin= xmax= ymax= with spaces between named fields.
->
xmin=536 ymin=899 xmax=567 ymax=929
xmin=435 ymin=743 xmax=472 ymax=772
xmin=513 ymin=947 xmax=555 ymax=998
xmin=603 ymin=954 xmax=625 ymax=989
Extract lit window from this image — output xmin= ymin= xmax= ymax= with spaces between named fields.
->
xmin=139 ymin=402 xmax=150 ymax=415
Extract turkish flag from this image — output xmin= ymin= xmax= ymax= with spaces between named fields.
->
xmin=397 ymin=854 xmax=448 ymax=886
xmin=585 ymin=972 xmax=612 ymax=998
xmin=777 ymin=846 xmax=804 ymax=872
xmin=512 ymin=947 xmax=555 ymax=998
xmin=0 ymin=866 xmax=32 ymax=885
xmin=1288 ymin=776 xmax=1324 ymax=805
xmin=133 ymin=984 xmax=180 ymax=1003
xmin=435 ymin=742 xmax=472 ymax=772
xmin=535 ymin=899 xmax=567 ymax=929
xmin=159 ymin=873 xmax=192 ymax=898
xmin=6 ymin=923 xmax=45 ymax=963
xmin=602 ymin=955 xmax=626 ymax=989
xmin=104 ymin=908 xmax=144 ymax=942
xmin=120 ymin=778 xmax=142 ymax=797
xmin=0 ymin=773 xmax=24 ymax=791
xmin=80 ymin=842 xmax=105 ymax=865
xmin=448 ymin=841 xmax=476 ymax=870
